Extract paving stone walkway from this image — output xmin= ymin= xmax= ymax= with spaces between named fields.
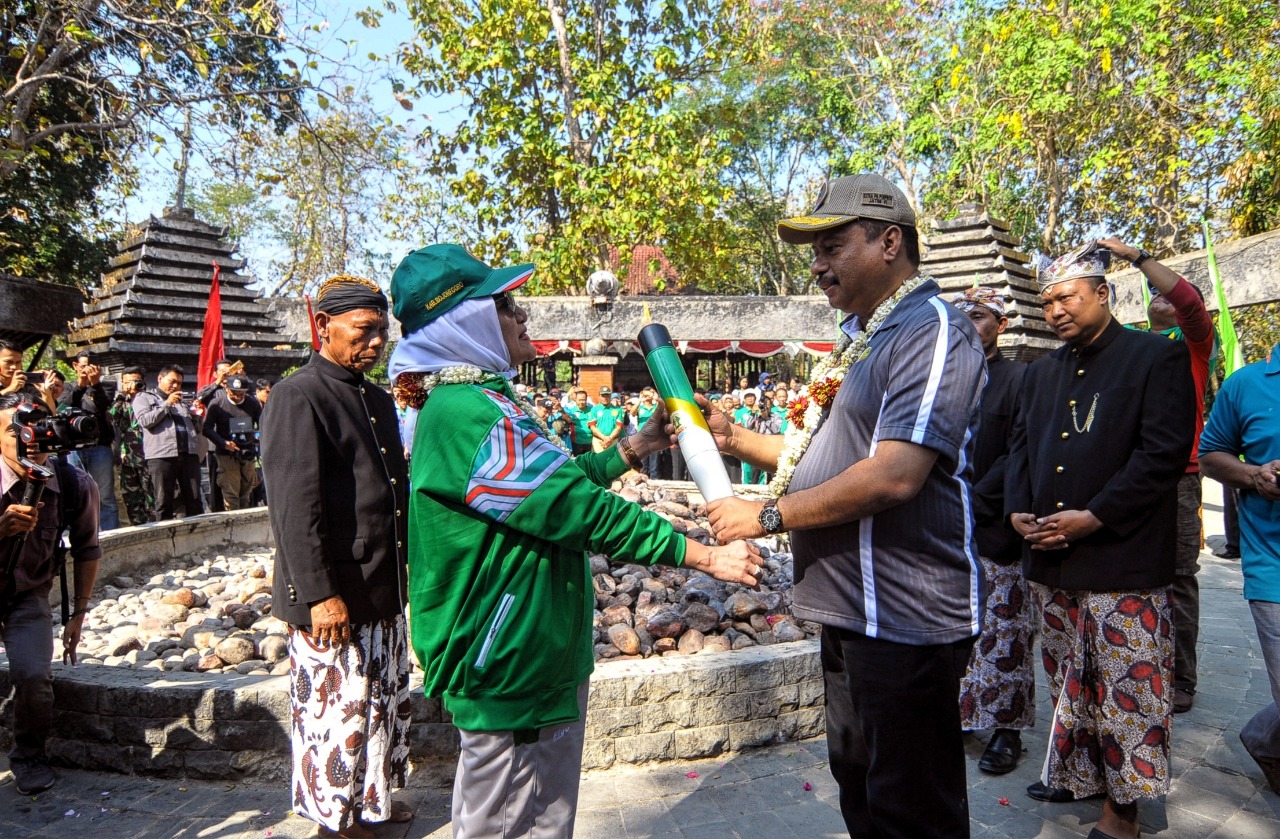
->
xmin=4 ymin=488 xmax=1278 ymax=837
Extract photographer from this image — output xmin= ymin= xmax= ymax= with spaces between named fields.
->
xmin=0 ymin=340 xmax=24 ymax=396
xmin=0 ymin=340 xmax=61 ymax=413
xmin=0 ymin=390 xmax=101 ymax=794
xmin=196 ymin=359 xmax=233 ymax=512
xmin=132 ymin=365 xmax=203 ymax=521
xmin=202 ymin=375 xmax=262 ymax=510
xmin=108 ymin=368 xmax=154 ymax=525
xmin=64 ymin=354 xmax=119 ymax=531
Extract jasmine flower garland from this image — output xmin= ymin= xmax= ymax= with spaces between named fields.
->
xmin=393 ymin=365 xmax=572 ymax=456
xmin=768 ymin=274 xmax=931 ymax=497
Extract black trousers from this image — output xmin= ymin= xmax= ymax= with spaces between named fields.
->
xmin=1172 ymin=472 xmax=1203 ymax=693
xmin=822 ymin=625 xmax=975 ymax=838
xmin=1223 ymin=485 xmax=1241 ymax=552
xmin=147 ymin=455 xmax=203 ymax=521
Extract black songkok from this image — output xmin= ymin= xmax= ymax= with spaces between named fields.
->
xmin=315 ymin=274 xmax=388 ymax=317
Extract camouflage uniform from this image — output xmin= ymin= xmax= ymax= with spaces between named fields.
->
xmin=109 ymin=395 xmax=155 ymax=525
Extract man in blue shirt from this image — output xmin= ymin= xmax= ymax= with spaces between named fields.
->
xmin=1199 ymin=343 xmax=1280 ymax=794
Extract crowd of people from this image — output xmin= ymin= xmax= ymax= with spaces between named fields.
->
xmin=0 ymin=172 xmax=1278 ymax=839
xmin=0 ymin=344 xmax=274 ymax=530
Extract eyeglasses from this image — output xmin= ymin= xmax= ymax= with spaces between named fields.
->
xmin=493 ymin=292 xmax=520 ymax=314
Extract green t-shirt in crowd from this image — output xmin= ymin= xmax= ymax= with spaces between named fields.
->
xmin=564 ymin=404 xmax=595 ymax=445
xmin=590 ymin=404 xmax=626 ymax=437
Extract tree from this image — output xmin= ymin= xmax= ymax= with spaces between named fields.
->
xmin=0 ymin=67 xmax=114 ymax=282
xmin=707 ymin=0 xmax=957 ymax=294
xmin=0 ymin=0 xmax=311 ymax=282
xmin=692 ymin=61 xmax=825 ymax=295
xmin=765 ymin=1 xmax=957 ymax=212
xmin=191 ymin=90 xmax=469 ymax=295
xmin=932 ymin=0 xmax=1280 ymax=256
xmin=1 ymin=1 xmax=305 ymax=176
xmin=392 ymin=0 xmax=761 ymax=293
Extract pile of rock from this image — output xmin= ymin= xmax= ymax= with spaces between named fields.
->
xmin=594 ymin=475 xmax=821 ymax=660
xmin=72 ymin=552 xmax=290 ymax=675
xmin=67 ymin=477 xmax=817 ymax=672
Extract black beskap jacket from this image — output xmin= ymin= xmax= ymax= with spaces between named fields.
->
xmin=261 ymin=352 xmax=407 ymax=628
xmin=1005 ymin=319 xmax=1195 ymax=591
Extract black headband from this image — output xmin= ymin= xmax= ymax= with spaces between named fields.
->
xmin=316 ymin=284 xmax=388 ymax=317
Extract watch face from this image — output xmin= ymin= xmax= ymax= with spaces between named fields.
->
xmin=760 ymin=505 xmax=783 ymax=533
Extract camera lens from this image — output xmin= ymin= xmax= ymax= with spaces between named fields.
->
xmin=66 ymin=414 xmax=99 ymax=438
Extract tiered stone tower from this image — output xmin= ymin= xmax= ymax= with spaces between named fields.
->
xmin=66 ymin=207 xmax=307 ymax=380
xmin=921 ymin=203 xmax=1056 ymax=361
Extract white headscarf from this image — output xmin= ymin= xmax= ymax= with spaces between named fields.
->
xmin=388 ymin=297 xmax=514 ymax=456
xmin=389 ymin=297 xmax=513 ymax=381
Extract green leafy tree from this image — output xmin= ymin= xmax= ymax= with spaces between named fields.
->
xmin=391 ymin=0 xmax=761 ymax=293
xmin=766 ymin=0 xmax=956 ymax=209
xmin=1 ymin=0 xmax=312 ymax=282
xmin=932 ymin=0 xmax=1280 ymax=256
xmin=0 ymin=70 xmax=115 ymax=283
xmin=1 ymin=0 xmax=304 ymax=175
xmin=693 ymin=62 xmax=825 ymax=295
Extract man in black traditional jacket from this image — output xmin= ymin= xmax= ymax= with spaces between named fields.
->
xmin=1006 ymin=243 xmax=1194 ymax=839
xmin=953 ymin=287 xmax=1033 ymax=776
xmin=262 ymin=274 xmax=412 ymax=838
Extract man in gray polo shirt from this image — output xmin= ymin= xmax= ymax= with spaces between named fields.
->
xmin=707 ymin=173 xmax=986 ymax=837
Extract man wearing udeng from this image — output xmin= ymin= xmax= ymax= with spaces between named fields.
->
xmin=262 ymin=275 xmax=412 ymax=838
xmin=389 ymin=244 xmax=761 ymax=839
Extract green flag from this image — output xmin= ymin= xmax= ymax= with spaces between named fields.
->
xmin=1203 ymin=219 xmax=1244 ymax=377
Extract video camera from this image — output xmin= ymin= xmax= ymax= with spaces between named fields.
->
xmin=12 ymin=402 xmax=99 ymax=458
xmin=228 ymin=416 xmax=260 ymax=460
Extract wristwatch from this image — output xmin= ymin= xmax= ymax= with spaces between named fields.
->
xmin=1132 ymin=248 xmax=1154 ymax=268
xmin=758 ymin=499 xmax=785 ymax=534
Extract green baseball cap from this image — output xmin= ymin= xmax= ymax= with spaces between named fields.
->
xmin=777 ymin=173 xmax=916 ymax=244
xmin=391 ymin=244 xmax=534 ymax=334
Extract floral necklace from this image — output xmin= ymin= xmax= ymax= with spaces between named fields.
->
xmin=394 ymin=365 xmax=572 ymax=455
xmin=768 ymin=274 xmax=931 ymax=497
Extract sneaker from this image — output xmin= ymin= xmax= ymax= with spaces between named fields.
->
xmin=1173 ymin=687 xmax=1195 ymax=713
xmin=11 ymin=760 xmax=56 ymax=795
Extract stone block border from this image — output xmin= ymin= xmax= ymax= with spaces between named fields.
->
xmin=3 ymin=506 xmax=824 ymax=778
xmin=1 ymin=638 xmax=821 ymax=779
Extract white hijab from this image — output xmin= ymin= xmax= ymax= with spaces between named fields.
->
xmin=388 ymin=297 xmax=513 ymax=455
xmin=389 ymin=296 xmax=514 ymax=380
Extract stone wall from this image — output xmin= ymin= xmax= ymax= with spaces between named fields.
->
xmin=582 ymin=642 xmax=824 ymax=770
xmin=1 ymin=638 xmax=821 ymax=779
xmin=2 ymin=503 xmax=823 ymax=779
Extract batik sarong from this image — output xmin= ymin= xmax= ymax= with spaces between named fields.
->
xmin=288 ymin=616 xmax=412 ymax=831
xmin=959 ymin=557 xmax=1038 ymax=730
xmin=1032 ymin=584 xmax=1174 ymax=803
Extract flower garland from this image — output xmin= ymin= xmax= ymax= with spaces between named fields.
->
xmin=394 ymin=365 xmax=572 ymax=455
xmin=768 ymin=274 xmax=931 ymax=497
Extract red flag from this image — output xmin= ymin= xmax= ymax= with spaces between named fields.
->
xmin=305 ymin=294 xmax=321 ymax=351
xmin=197 ymin=262 xmax=226 ymax=389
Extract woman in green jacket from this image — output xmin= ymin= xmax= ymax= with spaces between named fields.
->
xmin=389 ymin=244 xmax=761 ymax=839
